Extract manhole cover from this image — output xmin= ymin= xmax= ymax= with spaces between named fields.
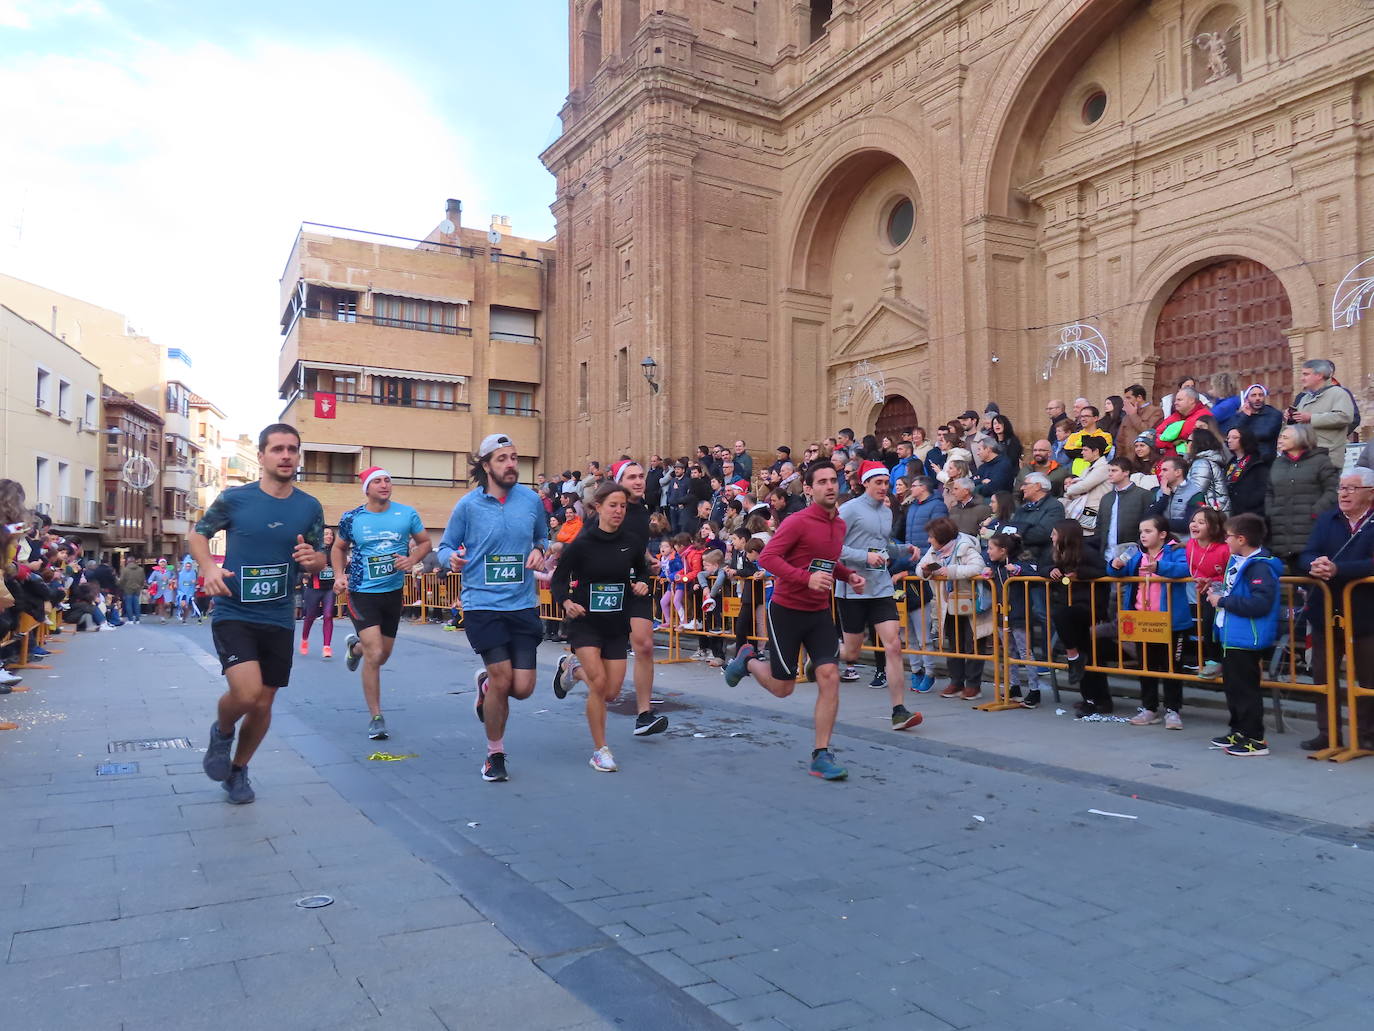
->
xmin=96 ymin=761 xmax=140 ymax=776
xmin=295 ymin=895 xmax=334 ymax=909
xmin=108 ymin=737 xmax=193 ymax=753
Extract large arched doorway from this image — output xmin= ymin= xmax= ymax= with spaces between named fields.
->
xmin=1152 ymin=259 xmax=1294 ymax=409
xmin=874 ymin=395 xmax=916 ymax=440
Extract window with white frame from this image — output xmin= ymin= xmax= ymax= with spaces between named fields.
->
xmin=58 ymin=380 xmax=72 ymax=419
xmin=84 ymin=393 xmax=96 ymax=429
xmin=36 ymin=367 xmax=51 ymax=410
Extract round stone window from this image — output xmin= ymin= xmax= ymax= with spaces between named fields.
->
xmin=885 ymin=197 xmax=914 ymax=248
xmin=1082 ymin=89 xmax=1108 ymax=125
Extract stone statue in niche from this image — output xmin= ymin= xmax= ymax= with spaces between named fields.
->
xmin=1193 ymin=24 xmax=1240 ymax=84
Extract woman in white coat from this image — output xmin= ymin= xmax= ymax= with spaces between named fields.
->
xmin=1061 ymin=435 xmax=1112 ymax=532
xmin=917 ymin=516 xmax=990 ymax=701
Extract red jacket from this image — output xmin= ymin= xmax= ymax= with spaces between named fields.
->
xmin=758 ymin=503 xmax=855 ymax=611
xmin=679 ymin=544 xmax=704 ymax=583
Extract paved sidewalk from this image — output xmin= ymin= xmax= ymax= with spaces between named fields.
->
xmin=6 ymin=620 xmax=1373 ymax=1030
xmin=0 ymin=624 xmax=655 ymax=1031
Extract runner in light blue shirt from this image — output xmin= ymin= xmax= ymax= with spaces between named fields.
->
xmin=436 ymin=433 xmax=548 ymax=783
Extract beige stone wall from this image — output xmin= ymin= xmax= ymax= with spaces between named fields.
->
xmin=0 ymin=306 xmax=103 ymax=533
xmin=544 ymin=0 xmax=1374 ymax=468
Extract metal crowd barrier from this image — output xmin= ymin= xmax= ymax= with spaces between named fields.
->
xmin=391 ymin=568 xmax=1373 ymax=761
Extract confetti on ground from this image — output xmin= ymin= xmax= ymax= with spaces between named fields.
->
xmin=1088 ymin=809 xmax=1138 ymax=820
xmin=367 ymin=752 xmax=419 ymax=761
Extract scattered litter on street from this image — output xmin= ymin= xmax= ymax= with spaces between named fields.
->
xmin=367 ymin=752 xmax=419 ymax=761
xmin=467 ymin=821 xmax=480 ymax=828
xmin=693 ymin=732 xmax=708 ymax=738
xmin=1088 ymin=809 xmax=1138 ymax=820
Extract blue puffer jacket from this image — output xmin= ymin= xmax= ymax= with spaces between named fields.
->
xmin=1213 ymin=549 xmax=1284 ymax=651
xmin=1118 ymin=542 xmax=1192 ymax=632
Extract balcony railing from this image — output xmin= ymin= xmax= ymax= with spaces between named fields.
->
xmin=297 ymin=389 xmax=470 ymax=413
xmin=301 ymin=307 xmax=473 ymax=337
xmin=82 ymin=500 xmax=101 ymax=526
xmin=490 ymin=252 xmax=542 ymax=267
xmin=56 ymin=496 xmax=79 ymax=524
xmin=297 ymin=471 xmax=467 ymax=489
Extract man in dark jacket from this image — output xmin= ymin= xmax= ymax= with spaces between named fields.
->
xmin=1007 ymin=473 xmax=1064 ymax=569
xmin=1220 ymin=384 xmax=1284 ymax=461
xmin=1300 ymin=468 xmax=1374 ymax=751
xmin=644 ymin=455 xmax=664 ymax=512
xmin=973 ymin=440 xmax=1015 ymax=498
xmin=1094 ymin=459 xmax=1151 ymax=562
xmin=902 ymin=477 xmax=948 ymax=552
xmin=730 ymin=440 xmax=753 ymax=483
xmin=1146 ymin=455 xmax=1203 ymax=535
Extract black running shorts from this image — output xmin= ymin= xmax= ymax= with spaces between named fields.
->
xmin=835 ymin=596 xmax=900 ymax=637
xmin=211 ymin=619 xmax=295 ymax=688
xmin=462 ymin=607 xmax=543 ymax=669
xmin=348 ymin=589 xmax=403 ymax=638
xmin=764 ymin=602 xmax=840 ymax=682
xmin=565 ymin=620 xmax=630 ymax=661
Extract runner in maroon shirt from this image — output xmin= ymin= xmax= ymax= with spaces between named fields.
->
xmin=722 ymin=463 xmax=865 ymax=780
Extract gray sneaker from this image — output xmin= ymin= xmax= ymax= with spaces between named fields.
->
xmin=345 ymin=633 xmax=362 ymax=672
xmin=368 ymin=715 xmax=388 ymax=740
xmin=223 ymin=767 xmax=255 ymax=804
xmin=203 ymin=720 xmax=234 ymax=782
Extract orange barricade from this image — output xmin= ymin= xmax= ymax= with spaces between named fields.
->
xmin=1322 ymin=577 xmax=1374 ymax=763
xmin=991 ymin=575 xmax=1339 ymax=745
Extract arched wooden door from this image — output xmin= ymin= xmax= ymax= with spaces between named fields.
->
xmin=874 ymin=395 xmax=916 ymax=440
xmin=1153 ymin=259 xmax=1294 ymax=409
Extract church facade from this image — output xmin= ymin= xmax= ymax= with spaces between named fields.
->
xmin=541 ymin=0 xmax=1374 ymax=467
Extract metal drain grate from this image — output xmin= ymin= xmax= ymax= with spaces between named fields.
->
xmin=96 ymin=761 xmax=140 ymax=776
xmin=107 ymin=737 xmax=193 ymax=753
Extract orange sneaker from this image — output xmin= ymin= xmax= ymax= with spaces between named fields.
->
xmin=299 ymin=640 xmax=309 ymax=656
xmin=322 ymin=645 xmax=333 ymax=659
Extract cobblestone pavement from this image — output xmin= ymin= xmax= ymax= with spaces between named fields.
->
xmin=3 ymin=620 xmax=1372 ymax=1030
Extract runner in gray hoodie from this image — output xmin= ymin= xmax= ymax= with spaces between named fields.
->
xmin=836 ymin=461 xmax=923 ymax=730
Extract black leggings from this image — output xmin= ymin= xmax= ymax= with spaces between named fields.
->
xmin=1137 ymin=631 xmax=1184 ymax=712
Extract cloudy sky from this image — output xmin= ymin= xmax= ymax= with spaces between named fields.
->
xmin=0 ymin=0 xmax=568 ymax=433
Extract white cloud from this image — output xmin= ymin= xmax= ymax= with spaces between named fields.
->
xmin=0 ymin=37 xmax=483 ymax=435
xmin=0 ymin=0 xmax=106 ymax=30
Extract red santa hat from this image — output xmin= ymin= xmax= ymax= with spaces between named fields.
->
xmin=611 ymin=459 xmax=636 ymax=483
xmin=859 ymin=461 xmax=889 ymax=483
xmin=359 ymin=466 xmax=391 ymax=494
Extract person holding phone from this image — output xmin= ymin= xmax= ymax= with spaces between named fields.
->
xmin=334 ymin=466 xmax=432 ymax=742
xmin=723 ymin=463 xmax=866 ymax=781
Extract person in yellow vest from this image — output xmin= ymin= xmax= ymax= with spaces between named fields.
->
xmin=1066 ymin=405 xmax=1115 ymax=475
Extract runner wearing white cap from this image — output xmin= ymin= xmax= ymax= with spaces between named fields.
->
xmin=437 ymin=433 xmax=549 ymax=782
xmin=333 ymin=465 xmax=431 ymax=741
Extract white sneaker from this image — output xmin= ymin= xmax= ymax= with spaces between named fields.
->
xmin=680 ymin=619 xmax=699 ymax=631
xmin=1128 ymin=707 xmax=1160 ymax=726
xmin=1164 ymin=709 xmax=1183 ymax=730
xmin=0 ymin=668 xmax=21 ymax=686
xmin=589 ymin=746 xmax=618 ymax=772
xmin=99 ymin=623 xmax=117 ymax=632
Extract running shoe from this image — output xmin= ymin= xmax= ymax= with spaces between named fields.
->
xmin=0 ymin=667 xmax=23 ymax=687
xmin=1164 ymin=709 xmax=1183 ymax=731
xmin=634 ymin=711 xmax=669 ymax=737
xmin=590 ymin=746 xmax=618 ymax=772
xmin=870 ymin=670 xmax=887 ymax=689
xmin=1019 ymin=689 xmax=1041 ymax=709
xmin=223 ymin=767 xmax=255 ymax=804
xmin=345 ymin=633 xmax=361 ymax=672
xmin=723 ymin=643 xmax=754 ymax=687
xmin=911 ymin=672 xmax=935 ymax=693
xmin=1198 ymin=661 xmax=1222 ymax=680
xmin=481 ymin=752 xmax=508 ymax=782
xmin=299 ymin=640 xmax=309 ymax=656
xmin=322 ymin=645 xmax=332 ymax=659
xmin=474 ymin=669 xmax=489 ymax=723
xmin=892 ymin=706 xmax=923 ymax=731
xmin=1224 ymin=737 xmax=1270 ymax=757
xmin=553 ymin=653 xmax=572 ymax=699
xmin=840 ymin=666 xmax=861 ymax=683
xmin=1210 ymin=731 xmax=1243 ymax=749
xmin=808 ymin=750 xmax=848 ymax=780
xmin=203 ymin=720 xmax=234 ymax=782
xmin=1128 ymin=707 xmax=1161 ymax=726
xmin=368 ymin=715 xmax=388 ymax=740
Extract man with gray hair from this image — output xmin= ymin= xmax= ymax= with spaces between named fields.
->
xmin=1008 ymin=472 xmax=1065 ymax=569
xmin=974 ymin=439 xmax=1014 ymax=497
xmin=1291 ymin=358 xmax=1356 ymax=455
xmin=946 ymin=477 xmax=990 ymax=536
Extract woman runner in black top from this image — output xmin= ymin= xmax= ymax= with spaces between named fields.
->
xmin=551 ymin=482 xmax=651 ymax=773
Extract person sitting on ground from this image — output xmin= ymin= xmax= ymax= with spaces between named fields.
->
xmin=1112 ymin=514 xmax=1190 ymax=730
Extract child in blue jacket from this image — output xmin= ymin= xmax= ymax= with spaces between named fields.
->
xmin=1112 ymin=515 xmax=1190 ymax=729
xmin=1207 ymin=513 xmax=1284 ymax=756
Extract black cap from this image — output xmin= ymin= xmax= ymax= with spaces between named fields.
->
xmin=960 ymin=409 xmax=980 ymax=420
xmin=776 ymin=445 xmax=791 ymax=454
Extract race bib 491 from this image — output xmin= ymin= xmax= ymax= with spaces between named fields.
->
xmin=241 ymin=563 xmax=288 ymax=603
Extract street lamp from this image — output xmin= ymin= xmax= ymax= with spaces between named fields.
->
xmin=640 ymin=356 xmax=659 ymax=394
